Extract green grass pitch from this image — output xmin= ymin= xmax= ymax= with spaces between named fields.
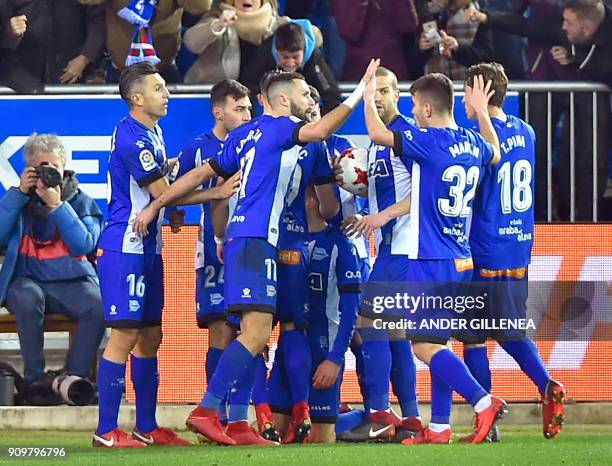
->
xmin=0 ymin=425 xmax=610 ymax=465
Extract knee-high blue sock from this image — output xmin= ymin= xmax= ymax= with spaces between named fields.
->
xmin=205 ymin=347 xmax=228 ymax=419
xmin=201 ymin=340 xmax=253 ymax=410
xmin=131 ymin=355 xmax=159 ymax=433
xmin=501 ymin=340 xmax=550 ymax=395
xmin=429 ymin=349 xmax=487 ymax=407
xmin=251 ymin=354 xmax=268 ymax=407
xmin=282 ymin=329 xmax=311 ymax=405
xmin=97 ymin=357 xmax=126 ymax=435
xmin=360 ymin=327 xmax=391 ymax=412
xmin=463 ymin=347 xmax=492 ymax=392
xmin=350 ymin=344 xmax=368 ymax=410
xmin=205 ymin=347 xmax=223 ymax=384
xmin=390 ymin=339 xmax=419 ymax=418
xmin=430 ymin=369 xmax=452 ymax=425
xmin=229 ymin=355 xmax=257 ymax=422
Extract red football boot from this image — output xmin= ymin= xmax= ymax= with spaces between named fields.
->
xmin=92 ymin=428 xmax=146 ymax=448
xmin=226 ymin=421 xmax=279 ymax=445
xmin=401 ymin=427 xmax=452 ymax=445
xmin=186 ymin=406 xmax=236 ymax=445
xmin=460 ymin=396 xmax=508 ymax=444
xmin=339 ymin=402 xmax=353 ymax=414
xmin=132 ymin=427 xmax=192 ymax=446
xmin=542 ymin=380 xmax=566 ymax=439
xmin=282 ymin=401 xmax=312 ymax=444
xmin=399 ymin=416 xmax=424 ymax=433
xmin=255 ymin=403 xmax=282 ymax=442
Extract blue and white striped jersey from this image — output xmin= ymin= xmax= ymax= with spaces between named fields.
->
xmin=367 ymin=114 xmax=414 ymax=257
xmin=100 ymin=115 xmax=169 ymax=255
xmin=177 ymin=131 xmax=223 ymax=269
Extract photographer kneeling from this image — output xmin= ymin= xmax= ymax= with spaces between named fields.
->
xmin=0 ymin=134 xmax=105 ymax=405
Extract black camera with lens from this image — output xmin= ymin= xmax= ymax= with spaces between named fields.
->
xmin=34 ymin=162 xmax=62 ymax=188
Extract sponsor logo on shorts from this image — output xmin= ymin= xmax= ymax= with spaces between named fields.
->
xmin=209 ymin=293 xmax=224 ymax=306
xmin=109 ymin=305 xmax=117 ymax=315
xmin=345 ymin=270 xmax=361 ymax=279
xmin=266 ymin=285 xmax=277 ymax=297
xmin=129 ymin=300 xmax=140 ymax=313
xmin=454 ymin=257 xmax=474 ymax=272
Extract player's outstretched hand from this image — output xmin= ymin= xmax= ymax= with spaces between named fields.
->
xmin=312 ymin=360 xmax=340 ymax=389
xmin=466 ymin=74 xmax=494 ymax=116
xmin=343 ymin=213 xmax=388 ymax=238
xmin=169 ymin=209 xmax=185 ymax=234
xmin=215 ymin=171 xmax=241 ymax=199
xmin=133 ymin=205 xmax=157 ymax=236
xmin=364 ymin=75 xmax=376 ymax=103
xmin=361 ymin=58 xmax=381 ymax=84
xmin=331 ymin=155 xmax=344 ymax=186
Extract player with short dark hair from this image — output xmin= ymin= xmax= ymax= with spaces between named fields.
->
xmin=93 ymin=63 xmax=239 ymax=448
xmin=459 ymin=62 xmax=566 ymax=441
xmin=132 ymin=60 xmax=380 ymax=445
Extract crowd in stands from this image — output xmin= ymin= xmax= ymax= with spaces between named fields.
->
xmin=0 ymin=0 xmax=611 ymax=220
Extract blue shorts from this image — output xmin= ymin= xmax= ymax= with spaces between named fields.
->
xmin=276 ymin=241 xmax=309 ymax=327
xmin=196 ymin=263 xmax=225 ymax=328
xmin=358 ymin=257 xmax=371 ymax=284
xmin=98 ymin=250 xmax=164 ymax=328
xmin=455 ymin=267 xmax=529 ymax=344
xmin=404 ymin=258 xmax=474 ymax=344
xmin=308 ymin=337 xmax=342 ymax=423
xmin=224 ymin=237 xmax=277 ymax=315
xmin=360 ymin=254 xmax=411 ymax=319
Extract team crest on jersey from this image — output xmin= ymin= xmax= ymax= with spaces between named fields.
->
xmin=139 ymin=149 xmax=157 ymax=171
xmin=311 ymin=247 xmax=329 ymax=261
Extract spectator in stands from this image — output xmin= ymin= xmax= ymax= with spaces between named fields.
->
xmin=416 ymin=0 xmax=494 ymax=80
xmin=0 ymin=134 xmax=105 ymax=398
xmin=0 ymin=1 xmax=106 ymax=94
xmin=334 ymin=0 xmax=419 ymax=81
xmin=484 ymin=0 xmax=526 ymax=79
xmin=242 ymin=20 xmax=341 ymax=113
xmin=469 ymin=0 xmax=611 ymax=220
xmin=183 ymin=0 xmax=286 ymax=84
xmin=283 ymin=0 xmax=347 ymax=80
xmin=81 ymin=0 xmax=212 ymax=83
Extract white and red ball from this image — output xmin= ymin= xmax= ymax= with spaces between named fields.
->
xmin=337 ymin=147 xmax=369 ymax=196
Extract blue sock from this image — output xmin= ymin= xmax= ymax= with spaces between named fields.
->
xmin=336 ymin=409 xmax=368 ymax=434
xmin=97 ymin=357 xmax=126 ymax=435
xmin=429 ymin=349 xmax=487 ymax=407
xmin=205 ymin=347 xmax=228 ymax=419
xmin=205 ymin=347 xmax=224 ymax=384
xmin=201 ymin=340 xmax=253 ymax=410
xmin=350 ymin=344 xmax=368 ymax=410
xmin=463 ymin=347 xmax=492 ymax=392
xmin=131 ymin=355 xmax=159 ymax=433
xmin=390 ymin=339 xmax=419 ymax=418
xmin=229 ymin=355 xmax=257 ymax=422
xmin=501 ymin=339 xmax=550 ymax=396
xmin=430 ymin=369 xmax=452 ymax=425
xmin=361 ymin=328 xmax=391 ymax=412
xmin=282 ymin=329 xmax=311 ymax=405
xmin=251 ymin=354 xmax=268 ymax=407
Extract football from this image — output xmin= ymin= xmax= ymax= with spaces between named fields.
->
xmin=338 ymin=147 xmax=369 ymax=196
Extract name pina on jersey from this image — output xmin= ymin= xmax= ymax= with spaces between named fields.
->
xmin=500 ymin=134 xmax=527 ymax=155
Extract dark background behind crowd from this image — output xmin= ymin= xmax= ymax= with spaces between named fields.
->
xmin=0 ymin=0 xmax=611 ymax=221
